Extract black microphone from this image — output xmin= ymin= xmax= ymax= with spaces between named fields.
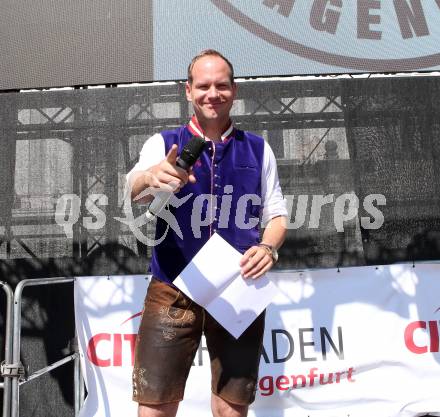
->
xmin=146 ymin=136 xmax=206 ymax=220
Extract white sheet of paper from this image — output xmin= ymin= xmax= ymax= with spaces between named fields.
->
xmin=174 ymin=233 xmax=281 ymax=338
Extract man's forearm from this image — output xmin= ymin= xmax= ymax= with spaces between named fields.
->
xmin=260 ymin=215 xmax=287 ymax=249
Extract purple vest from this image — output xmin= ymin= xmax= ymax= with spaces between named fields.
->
xmin=150 ymin=125 xmax=264 ymax=283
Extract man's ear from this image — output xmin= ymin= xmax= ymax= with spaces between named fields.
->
xmin=185 ymin=81 xmax=192 ymax=102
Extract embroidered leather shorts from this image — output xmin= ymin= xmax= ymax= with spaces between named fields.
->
xmin=133 ymin=277 xmax=265 ymax=406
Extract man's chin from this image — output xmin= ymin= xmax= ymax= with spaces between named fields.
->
xmin=202 ymin=111 xmax=221 ymax=120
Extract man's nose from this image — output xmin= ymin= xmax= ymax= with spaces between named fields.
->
xmin=207 ymin=86 xmax=219 ymax=99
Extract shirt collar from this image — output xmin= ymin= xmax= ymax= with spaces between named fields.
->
xmin=188 ymin=115 xmax=234 ymax=142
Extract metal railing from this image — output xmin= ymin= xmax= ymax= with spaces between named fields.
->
xmin=0 ymin=281 xmax=14 ymax=417
xmin=0 ymin=277 xmax=84 ymax=417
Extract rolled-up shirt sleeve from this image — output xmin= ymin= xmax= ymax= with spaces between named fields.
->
xmin=261 ymin=141 xmax=288 ymax=226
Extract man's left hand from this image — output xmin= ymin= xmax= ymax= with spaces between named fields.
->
xmin=240 ymin=245 xmax=273 ymax=279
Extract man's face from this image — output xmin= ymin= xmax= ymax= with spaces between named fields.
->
xmin=186 ymin=56 xmax=237 ymax=125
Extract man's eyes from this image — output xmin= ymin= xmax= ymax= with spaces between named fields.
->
xmin=196 ymin=83 xmax=230 ymax=90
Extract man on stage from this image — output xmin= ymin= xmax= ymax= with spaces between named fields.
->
xmin=127 ymin=49 xmax=287 ymax=417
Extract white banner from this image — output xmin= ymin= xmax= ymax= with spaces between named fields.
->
xmin=155 ymin=1 xmax=440 ymax=79
xmin=74 ymin=264 xmax=440 ymax=417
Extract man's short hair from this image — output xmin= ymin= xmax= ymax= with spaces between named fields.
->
xmin=187 ymin=49 xmax=234 ymax=84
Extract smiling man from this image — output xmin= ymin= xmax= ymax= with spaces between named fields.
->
xmin=127 ymin=50 xmax=287 ymax=417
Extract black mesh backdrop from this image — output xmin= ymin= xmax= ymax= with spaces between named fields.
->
xmin=1 ymin=77 xmax=440 ymax=415
xmin=342 ymin=77 xmax=440 ymax=264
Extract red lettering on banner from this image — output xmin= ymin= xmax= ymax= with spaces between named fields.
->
xmin=308 ymin=367 xmax=318 ymax=386
xmin=405 ymin=320 xmax=440 ymax=354
xmin=335 ymin=370 xmax=344 ymax=383
xmin=258 ymin=366 xmax=356 ymax=396
xmin=259 ymin=376 xmax=274 ymax=396
xmin=87 ymin=333 xmax=111 ymax=367
xmin=319 ymin=373 xmax=333 ymax=384
xmin=113 ymin=334 xmax=122 ymax=366
xmin=291 ymin=374 xmax=306 ymax=388
xmin=275 ymin=375 xmax=290 ymax=390
xmin=87 ymin=333 xmax=137 ymax=367
xmin=405 ymin=321 xmax=427 ymax=353
xmin=429 ymin=321 xmax=439 ymax=352
xmin=347 ymin=367 xmax=356 ymax=382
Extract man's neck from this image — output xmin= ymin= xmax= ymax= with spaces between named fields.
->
xmin=197 ymin=118 xmax=231 ymax=142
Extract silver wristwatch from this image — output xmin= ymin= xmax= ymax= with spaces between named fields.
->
xmin=258 ymin=243 xmax=279 ymax=263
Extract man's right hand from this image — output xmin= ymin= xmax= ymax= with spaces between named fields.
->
xmin=130 ymin=144 xmax=196 ymax=202
xmin=148 ymin=144 xmax=196 ymax=193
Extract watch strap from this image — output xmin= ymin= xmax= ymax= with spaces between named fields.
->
xmin=258 ymin=243 xmax=278 ymax=263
